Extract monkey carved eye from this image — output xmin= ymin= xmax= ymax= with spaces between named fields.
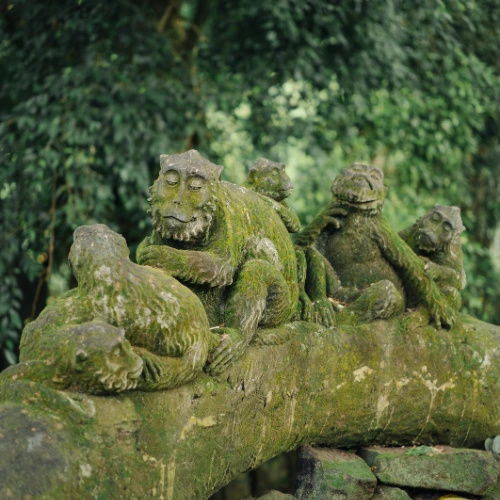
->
xmin=443 ymin=221 xmax=452 ymax=232
xmin=432 ymin=213 xmax=442 ymax=222
xmin=163 ymin=170 xmax=179 ymax=187
xmin=189 ymin=177 xmax=205 ymax=191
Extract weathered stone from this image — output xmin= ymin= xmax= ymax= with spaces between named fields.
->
xmin=295 ymin=446 xmax=377 ymax=499
xmin=372 ymin=485 xmax=411 ymax=499
xmin=0 ymin=224 xmax=214 ymax=394
xmin=137 ymin=150 xmax=300 ymax=374
xmin=2 ymin=309 xmax=500 ymax=498
xmin=296 ymin=163 xmax=456 ymax=329
xmin=359 ymin=446 xmax=498 ymax=495
xmin=483 ymin=453 xmax=500 ymax=499
xmin=492 ymin=435 xmax=500 ymax=454
xmin=244 ymin=157 xmax=300 ymax=234
xmin=399 ymin=205 xmax=466 ymax=311
xmin=256 ymin=491 xmax=296 ymax=499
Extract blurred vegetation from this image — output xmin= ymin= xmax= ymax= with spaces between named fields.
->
xmin=1 ymin=0 xmax=499 ymax=370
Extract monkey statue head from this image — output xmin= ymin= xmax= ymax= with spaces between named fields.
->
xmin=67 ymin=321 xmax=144 ymax=394
xmin=245 ymin=158 xmax=293 ymax=202
xmin=415 ymin=205 xmax=465 ymax=254
xmin=149 ymin=150 xmax=223 ymax=242
xmin=331 ymin=163 xmax=388 ymax=212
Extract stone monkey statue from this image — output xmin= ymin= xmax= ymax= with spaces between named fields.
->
xmin=6 ymin=224 xmax=215 ymax=394
xmin=244 ymin=157 xmax=313 ymax=321
xmin=399 ymin=205 xmax=466 ymax=310
xmin=296 ymin=163 xmax=456 ymax=329
xmin=137 ymin=150 xmax=299 ymax=374
xmin=244 ymin=157 xmax=301 ymax=233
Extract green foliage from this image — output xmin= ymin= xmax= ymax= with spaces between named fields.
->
xmin=1 ymin=0 xmax=499 ymax=368
xmin=0 ymin=0 xmax=200 ymax=367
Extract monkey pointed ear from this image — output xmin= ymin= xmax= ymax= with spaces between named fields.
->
xmin=160 ymin=154 xmax=168 ymax=167
xmin=215 ymin=164 xmax=224 ymax=180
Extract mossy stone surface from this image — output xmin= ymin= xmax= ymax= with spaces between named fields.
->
xmin=1 ymin=313 xmax=500 ymax=499
xmin=252 ymin=491 xmax=296 ymax=499
xmin=359 ymin=446 xmax=498 ymax=495
xmin=295 ymin=445 xmax=376 ymax=499
xmin=483 ymin=454 xmax=500 ymax=499
xmin=372 ymin=485 xmax=411 ymax=499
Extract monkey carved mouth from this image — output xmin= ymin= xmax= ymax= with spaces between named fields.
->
xmin=163 ymin=215 xmax=196 ymax=224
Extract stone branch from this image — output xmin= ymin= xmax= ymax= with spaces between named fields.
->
xmin=1 ymin=313 xmax=500 ymax=499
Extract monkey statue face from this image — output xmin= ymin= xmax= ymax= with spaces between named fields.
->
xmin=417 ymin=205 xmax=465 ymax=253
xmin=246 ymin=158 xmax=293 ymax=202
xmin=149 ymin=150 xmax=223 ymax=242
xmin=331 ymin=163 xmax=388 ymax=211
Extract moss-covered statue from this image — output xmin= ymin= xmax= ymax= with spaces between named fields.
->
xmin=296 ymin=163 xmax=456 ymax=329
xmin=136 ymin=150 xmax=299 ymax=374
xmin=244 ymin=157 xmax=301 ymax=233
xmin=243 ymin=157 xmax=313 ymax=321
xmin=0 ymin=224 xmax=214 ymax=394
xmin=399 ymin=204 xmax=466 ymax=310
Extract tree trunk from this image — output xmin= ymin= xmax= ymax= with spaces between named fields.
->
xmin=1 ymin=312 xmax=499 ymax=499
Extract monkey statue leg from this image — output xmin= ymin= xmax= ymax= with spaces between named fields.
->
xmin=206 ymin=259 xmax=292 ymax=375
xmin=304 ymin=247 xmax=339 ymax=327
xmin=346 ymin=280 xmax=405 ymax=323
xmin=441 ymin=285 xmax=462 ymax=311
xmin=134 ymin=339 xmax=210 ymax=391
xmin=294 ymin=246 xmax=314 ymax=322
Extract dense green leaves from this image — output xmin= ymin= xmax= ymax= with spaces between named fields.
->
xmin=1 ymin=0 xmax=499 ymax=368
xmin=0 ymin=0 xmax=200 ymax=367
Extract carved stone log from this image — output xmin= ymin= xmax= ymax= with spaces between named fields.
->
xmin=1 ymin=312 xmax=500 ymax=499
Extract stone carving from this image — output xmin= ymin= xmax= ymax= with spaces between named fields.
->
xmin=0 ymin=155 xmax=464 ymax=401
xmin=297 ymin=163 xmax=456 ymax=329
xmin=137 ymin=150 xmax=299 ymax=374
xmin=244 ymin=157 xmax=313 ymax=321
xmin=1 ymin=321 xmax=143 ymax=394
xmin=244 ymin=157 xmax=301 ymax=233
xmin=2 ymin=224 xmax=214 ymax=393
xmin=399 ymin=204 xmax=466 ymax=310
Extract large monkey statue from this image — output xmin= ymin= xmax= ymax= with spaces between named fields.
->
xmin=137 ymin=150 xmax=299 ymax=374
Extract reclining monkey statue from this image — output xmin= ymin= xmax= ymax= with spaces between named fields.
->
xmin=0 ymin=224 xmax=214 ymax=394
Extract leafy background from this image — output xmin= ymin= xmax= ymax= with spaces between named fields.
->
xmin=1 ymin=0 xmax=500 ymax=373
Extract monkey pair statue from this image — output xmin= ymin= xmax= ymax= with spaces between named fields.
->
xmin=0 ymin=152 xmax=466 ymax=400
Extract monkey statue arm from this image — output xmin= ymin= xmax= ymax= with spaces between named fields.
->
xmin=137 ymin=235 xmax=235 ymax=287
xmin=371 ymin=215 xmax=457 ymax=329
xmin=398 ymin=222 xmax=466 ymax=290
xmin=295 ymin=201 xmax=348 ymax=248
xmin=278 ymin=200 xmax=301 ymax=233
xmin=259 ymin=196 xmax=301 ymax=233
xmin=422 ymin=258 xmax=465 ymax=290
